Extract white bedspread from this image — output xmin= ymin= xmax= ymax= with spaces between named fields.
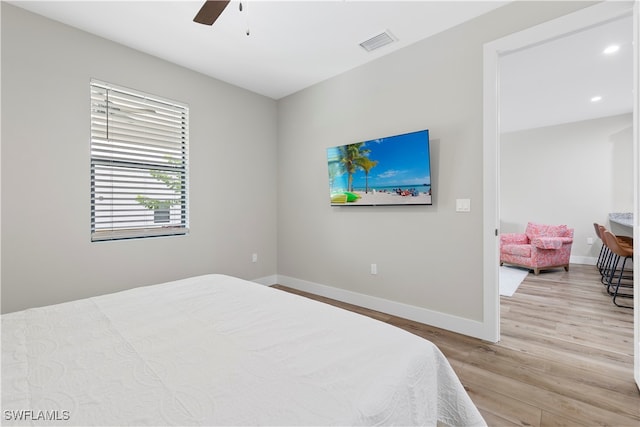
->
xmin=2 ymin=274 xmax=485 ymax=426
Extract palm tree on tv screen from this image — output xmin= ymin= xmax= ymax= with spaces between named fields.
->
xmin=338 ymin=142 xmax=370 ymax=192
xmin=356 ymin=157 xmax=378 ymax=193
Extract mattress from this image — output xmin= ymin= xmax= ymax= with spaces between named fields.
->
xmin=2 ymin=274 xmax=485 ymax=426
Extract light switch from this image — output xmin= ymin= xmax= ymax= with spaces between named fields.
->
xmin=456 ymin=198 xmax=471 ymax=212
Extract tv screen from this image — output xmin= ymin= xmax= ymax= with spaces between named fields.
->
xmin=326 ymin=129 xmax=432 ymax=206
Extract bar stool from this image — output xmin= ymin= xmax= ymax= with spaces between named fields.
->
xmin=597 ymin=224 xmax=632 ymax=285
xmin=601 ymin=229 xmax=633 ymax=309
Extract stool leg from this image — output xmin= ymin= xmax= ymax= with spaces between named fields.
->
xmin=601 ymin=248 xmax=613 ymax=284
xmin=596 ymin=244 xmax=604 ymax=272
xmin=612 ymin=256 xmax=633 ymax=309
xmin=605 ymin=254 xmax=620 ymax=295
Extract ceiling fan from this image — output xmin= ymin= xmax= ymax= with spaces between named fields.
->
xmin=193 ymin=0 xmax=232 ymax=26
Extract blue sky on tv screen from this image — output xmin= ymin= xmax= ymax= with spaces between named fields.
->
xmin=327 ymin=130 xmax=431 ymax=192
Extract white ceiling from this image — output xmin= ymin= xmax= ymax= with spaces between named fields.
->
xmin=9 ymin=0 xmax=508 ymax=99
xmin=500 ymin=13 xmax=634 ymax=133
xmin=8 ymin=1 xmax=634 ymax=132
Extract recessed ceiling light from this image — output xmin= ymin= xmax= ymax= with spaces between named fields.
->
xmin=591 ymin=96 xmax=602 ymax=103
xmin=603 ymin=44 xmax=620 ymax=55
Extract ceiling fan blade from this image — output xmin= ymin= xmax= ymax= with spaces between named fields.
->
xmin=193 ymin=0 xmax=231 ymax=26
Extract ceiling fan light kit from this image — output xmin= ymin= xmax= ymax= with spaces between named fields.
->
xmin=194 ymin=1 xmax=250 ymax=36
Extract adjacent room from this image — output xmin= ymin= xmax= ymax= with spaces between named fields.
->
xmin=2 ymin=1 xmax=638 ymax=425
xmin=497 ymin=11 xmax=634 ymax=299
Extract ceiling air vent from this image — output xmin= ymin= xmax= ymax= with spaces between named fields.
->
xmin=359 ymin=30 xmax=396 ymax=52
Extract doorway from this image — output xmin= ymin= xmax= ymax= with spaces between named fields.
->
xmin=483 ymin=1 xmax=639 ymax=387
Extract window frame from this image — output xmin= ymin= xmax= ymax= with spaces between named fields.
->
xmin=90 ymin=79 xmax=189 ymax=242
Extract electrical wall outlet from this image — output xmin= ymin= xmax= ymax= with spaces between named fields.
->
xmin=370 ymin=263 xmax=377 ymax=275
xmin=252 ymin=253 xmax=258 ymax=263
xmin=587 ymin=237 xmax=594 ymax=245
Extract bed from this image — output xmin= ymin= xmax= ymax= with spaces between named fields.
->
xmin=2 ymin=274 xmax=485 ymax=426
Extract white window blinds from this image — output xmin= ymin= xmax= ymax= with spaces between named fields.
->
xmin=90 ymin=80 xmax=189 ymax=241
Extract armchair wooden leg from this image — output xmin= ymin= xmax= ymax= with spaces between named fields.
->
xmin=564 ymin=265 xmax=569 ymax=272
xmin=533 ymin=268 xmax=540 ymax=275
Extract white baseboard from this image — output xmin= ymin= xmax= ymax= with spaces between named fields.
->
xmin=275 ymin=275 xmax=490 ymax=341
xmin=252 ymin=274 xmax=278 ymax=286
xmin=257 ymin=262 xmax=596 ymax=341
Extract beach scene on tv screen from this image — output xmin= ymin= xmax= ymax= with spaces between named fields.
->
xmin=327 ymin=129 xmax=432 ymax=206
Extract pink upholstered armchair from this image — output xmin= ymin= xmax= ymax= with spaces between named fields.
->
xmin=500 ymin=222 xmax=574 ymax=275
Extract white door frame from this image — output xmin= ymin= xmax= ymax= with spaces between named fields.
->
xmin=632 ymin=0 xmax=639 ymax=389
xmin=482 ymin=0 xmax=639 ymax=387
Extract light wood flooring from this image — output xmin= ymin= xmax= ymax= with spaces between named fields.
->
xmin=273 ymin=264 xmax=638 ymax=426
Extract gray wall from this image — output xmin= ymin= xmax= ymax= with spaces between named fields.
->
xmin=276 ymin=1 xmax=592 ymax=329
xmin=1 ymin=4 xmax=278 ymax=313
xmin=500 ymin=113 xmax=634 ymax=263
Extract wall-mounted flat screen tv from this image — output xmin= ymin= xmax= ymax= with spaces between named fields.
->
xmin=326 ymin=129 xmax=432 ymax=206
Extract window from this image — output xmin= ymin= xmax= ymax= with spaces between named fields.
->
xmin=90 ymin=80 xmax=188 ymax=241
